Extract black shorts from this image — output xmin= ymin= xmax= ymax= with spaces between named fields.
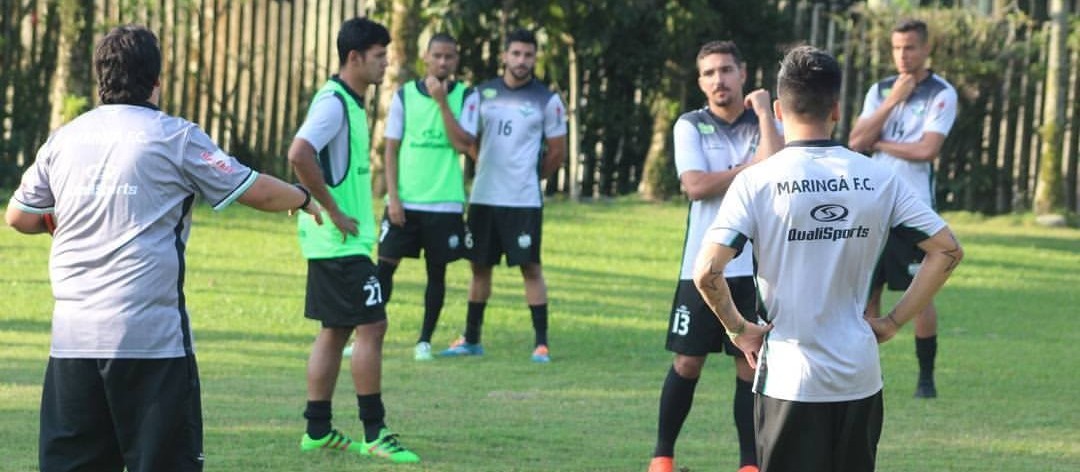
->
xmin=755 ymin=390 xmax=884 ymax=472
xmin=872 ymin=232 xmax=925 ymax=291
xmin=665 ymin=277 xmax=760 ymax=357
xmin=377 ymin=209 xmax=466 ymax=264
xmin=39 ymin=356 xmax=204 ymax=472
xmin=305 ymin=255 xmax=387 ymax=328
xmin=465 ymin=204 xmax=542 ymax=267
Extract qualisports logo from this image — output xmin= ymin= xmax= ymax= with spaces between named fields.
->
xmin=810 ymin=204 xmax=848 ymax=222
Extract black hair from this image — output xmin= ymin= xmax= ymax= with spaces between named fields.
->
xmin=893 ymin=19 xmax=929 ymax=44
xmin=776 ymin=45 xmax=842 ymax=121
xmin=428 ymin=32 xmax=457 ymax=50
xmin=337 ymin=17 xmax=391 ymax=66
xmin=94 ymin=25 xmax=161 ymax=105
xmin=696 ymin=40 xmax=743 ymax=67
xmin=504 ymin=28 xmax=537 ymax=51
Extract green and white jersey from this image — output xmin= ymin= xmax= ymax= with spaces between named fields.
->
xmin=384 ymin=79 xmax=471 ymax=212
xmin=674 ymin=107 xmax=766 ymax=280
xmin=10 ymin=104 xmax=257 ymax=359
xmin=462 ymin=77 xmax=567 ymax=208
xmin=859 ymin=72 xmax=957 ymax=207
xmin=705 ymin=140 xmax=946 ymax=402
xmin=294 ymin=77 xmax=377 ymax=259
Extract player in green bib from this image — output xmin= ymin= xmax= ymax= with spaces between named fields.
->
xmin=378 ymin=33 xmax=473 ymax=362
xmin=286 ymin=17 xmax=419 ymax=464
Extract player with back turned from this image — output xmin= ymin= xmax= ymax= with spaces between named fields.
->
xmin=694 ymin=45 xmax=963 ymax=472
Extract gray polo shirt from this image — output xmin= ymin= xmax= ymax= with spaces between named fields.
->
xmin=10 ymin=104 xmax=257 ymax=359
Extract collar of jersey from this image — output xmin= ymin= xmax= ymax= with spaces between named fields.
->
xmin=703 ymin=107 xmax=756 ymax=127
xmin=330 ymin=75 xmax=366 ymax=108
xmin=784 ymin=139 xmax=842 ymax=148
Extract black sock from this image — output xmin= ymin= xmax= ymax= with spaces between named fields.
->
xmin=464 ymin=301 xmax=486 ymax=344
xmin=303 ymin=400 xmax=332 ymax=439
xmin=419 ymin=260 xmax=447 ymax=343
xmin=529 ymin=304 xmax=548 ymax=346
xmin=654 ymin=366 xmax=699 ymax=458
xmin=376 ymin=260 xmax=398 ymax=303
xmin=734 ymin=378 xmax=756 ymax=466
xmin=916 ymin=335 xmax=937 ymax=383
xmin=356 ymin=393 xmax=386 ymax=442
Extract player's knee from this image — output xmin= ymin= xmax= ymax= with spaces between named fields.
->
xmin=673 ymin=355 xmax=706 ymax=378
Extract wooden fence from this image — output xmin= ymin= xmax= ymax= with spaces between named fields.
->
xmin=2 ymin=1 xmax=1078 ymax=214
xmin=1 ymin=0 xmax=368 ymax=186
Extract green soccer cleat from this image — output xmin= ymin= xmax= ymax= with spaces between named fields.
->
xmin=414 ymin=342 xmax=434 ymax=361
xmin=359 ymin=428 xmax=421 ymax=463
xmin=300 ymin=429 xmax=358 ymax=453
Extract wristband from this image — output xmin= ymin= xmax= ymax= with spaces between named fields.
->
xmin=725 ymin=319 xmax=747 ymax=339
xmin=294 ymin=184 xmax=311 ymax=211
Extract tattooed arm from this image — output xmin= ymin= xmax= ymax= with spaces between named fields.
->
xmin=866 ymin=227 xmax=964 ymax=343
xmin=693 ymin=242 xmax=772 ymax=368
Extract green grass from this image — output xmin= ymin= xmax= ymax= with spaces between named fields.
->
xmin=1 ymin=198 xmax=1078 ymax=471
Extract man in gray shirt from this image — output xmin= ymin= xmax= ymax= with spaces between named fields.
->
xmin=6 ymin=25 xmax=320 ymax=472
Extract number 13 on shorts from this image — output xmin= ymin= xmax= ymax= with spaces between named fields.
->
xmin=671 ymin=305 xmax=691 ymax=336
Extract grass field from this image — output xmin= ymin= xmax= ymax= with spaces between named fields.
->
xmin=1 ymin=198 xmax=1078 ymax=471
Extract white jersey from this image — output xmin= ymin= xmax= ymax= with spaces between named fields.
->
xmin=859 ymin=72 xmax=957 ymax=207
xmin=673 ymin=107 xmax=764 ymax=279
xmin=461 ymin=77 xmax=567 ymax=208
xmin=706 ymin=140 xmax=946 ymax=402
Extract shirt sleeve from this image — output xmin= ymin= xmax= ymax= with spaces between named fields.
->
xmin=858 ymin=83 xmax=882 ymax=119
xmin=673 ymin=118 xmax=708 ymax=177
xmin=295 ymin=94 xmax=346 ymax=152
xmin=704 ymin=172 xmax=755 ymax=251
xmin=888 ymin=177 xmax=947 ymax=243
xmin=923 ymin=85 xmax=958 ymax=136
xmin=457 ymin=87 xmax=474 ymax=127
xmin=543 ymin=93 xmax=568 ymax=138
xmin=461 ymin=91 xmax=480 ymax=138
xmin=9 ymin=138 xmax=56 ymax=213
xmin=383 ymin=90 xmax=405 ymax=140
xmin=181 ymin=126 xmax=258 ymax=211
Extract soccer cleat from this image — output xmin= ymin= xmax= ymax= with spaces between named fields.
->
xmin=648 ymin=456 xmax=674 ymax=472
xmin=737 ymin=466 xmax=760 ymax=472
xmin=359 ymin=428 xmax=421 ymax=463
xmin=414 ymin=342 xmax=434 ymax=361
xmin=531 ymin=344 xmax=550 ymax=363
xmin=299 ymin=429 xmax=357 ymax=453
xmin=914 ymin=379 xmax=937 ymax=398
xmin=440 ymin=337 xmax=484 ymax=357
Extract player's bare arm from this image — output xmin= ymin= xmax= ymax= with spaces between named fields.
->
xmin=288 ymin=138 xmax=358 ymax=240
xmin=680 ymin=167 xmax=747 ymax=201
xmin=849 ymin=74 xmax=918 ymax=151
xmin=867 ymin=227 xmax=963 ymax=343
xmin=383 ymin=137 xmax=405 ymax=226
xmin=745 ymin=89 xmax=784 ymax=163
xmin=4 ymin=206 xmax=51 ymax=234
xmin=237 ymin=174 xmax=323 ymax=224
xmin=872 ymin=131 xmax=946 ymax=162
xmin=425 ymin=76 xmax=475 ymax=154
xmin=693 ymin=241 xmax=772 ymax=368
xmin=540 ymin=135 xmax=566 ymax=179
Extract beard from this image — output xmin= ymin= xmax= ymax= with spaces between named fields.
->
xmin=509 ymin=65 xmax=533 ymax=81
